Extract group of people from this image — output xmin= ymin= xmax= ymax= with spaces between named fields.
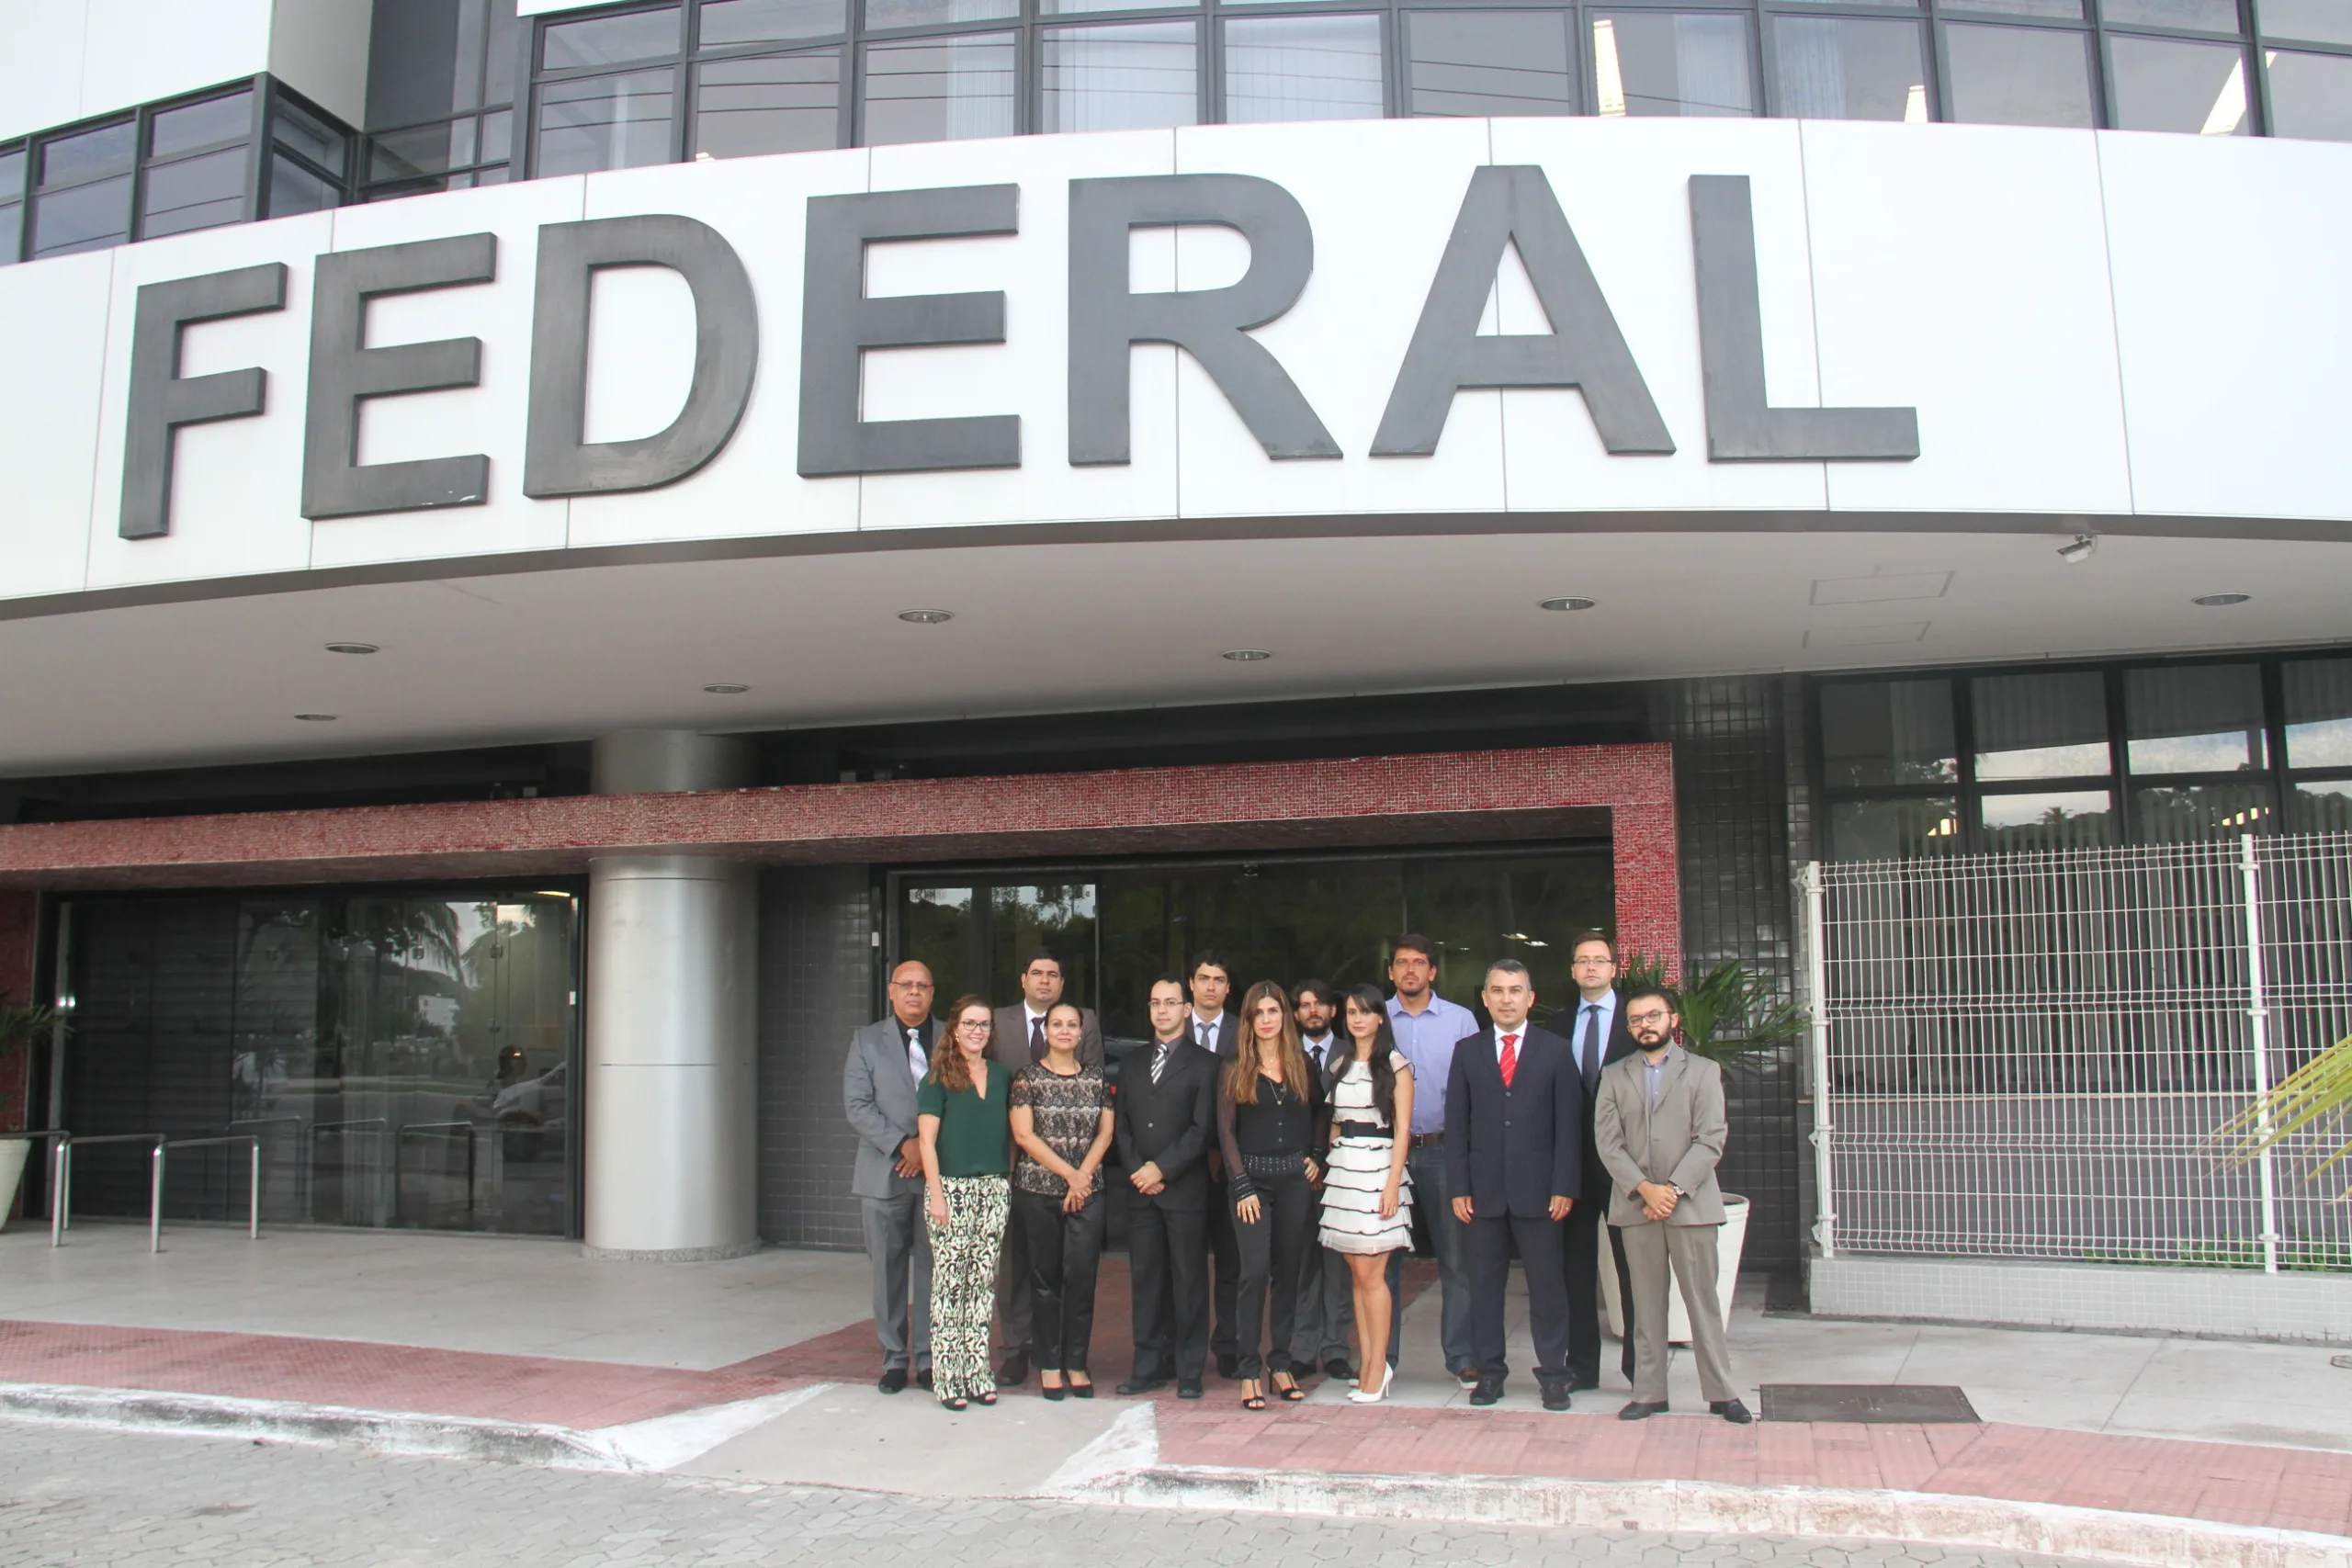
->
xmin=842 ymin=931 xmax=1748 ymax=1421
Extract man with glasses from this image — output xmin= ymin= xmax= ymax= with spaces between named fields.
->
xmin=1562 ymin=931 xmax=1640 ymax=1391
xmin=989 ymin=948 xmax=1102 ymax=1387
xmin=1386 ymin=933 xmax=1482 ymax=1389
xmin=843 ymin=960 xmax=939 ymax=1393
xmin=1595 ymin=985 xmax=1751 ymax=1425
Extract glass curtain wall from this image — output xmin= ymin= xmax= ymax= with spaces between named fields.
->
xmin=1815 ymin=649 xmax=2352 ymax=859
xmin=58 ymin=888 xmax=581 ymax=1235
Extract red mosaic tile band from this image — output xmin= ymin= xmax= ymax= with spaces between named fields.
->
xmin=0 ymin=745 xmax=1679 ymax=966
xmin=0 ymin=890 xmax=34 ymax=1137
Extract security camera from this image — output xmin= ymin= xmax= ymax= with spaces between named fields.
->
xmin=2056 ymin=534 xmax=2098 ymax=565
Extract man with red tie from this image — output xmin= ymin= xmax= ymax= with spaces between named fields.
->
xmin=1443 ymin=960 xmax=1582 ymax=1411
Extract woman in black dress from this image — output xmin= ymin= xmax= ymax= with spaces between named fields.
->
xmin=1217 ymin=980 xmax=1323 ymax=1409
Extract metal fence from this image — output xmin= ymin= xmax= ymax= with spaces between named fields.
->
xmin=1802 ymin=833 xmax=2352 ymax=1272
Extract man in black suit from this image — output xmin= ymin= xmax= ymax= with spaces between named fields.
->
xmin=1560 ymin=931 xmax=1642 ymax=1391
xmin=1445 ymin=958 xmax=1582 ymax=1412
xmin=1185 ymin=951 xmax=1242 ymax=1377
xmin=1115 ymin=975 xmax=1219 ymax=1399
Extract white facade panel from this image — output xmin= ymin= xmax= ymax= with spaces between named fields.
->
xmin=0 ymin=1 xmax=90 ymax=143
xmin=77 ymin=0 xmax=273 ymax=124
xmin=0 ymin=251 xmax=112 ymax=598
xmin=265 ymin=0 xmax=374 ymax=129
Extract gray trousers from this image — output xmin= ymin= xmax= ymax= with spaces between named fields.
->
xmin=1619 ymin=1221 xmax=1734 ymax=1404
xmin=862 ymin=1190 xmax=933 ymax=1371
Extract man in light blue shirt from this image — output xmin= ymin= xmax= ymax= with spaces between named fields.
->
xmin=1384 ymin=933 xmax=1482 ymax=1386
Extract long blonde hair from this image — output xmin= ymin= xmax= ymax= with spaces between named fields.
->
xmin=1223 ymin=981 xmax=1309 ymax=1105
xmin=932 ymin=997 xmax=992 ymax=1092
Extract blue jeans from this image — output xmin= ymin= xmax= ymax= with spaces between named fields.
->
xmin=1404 ymin=1144 xmax=1475 ymax=1374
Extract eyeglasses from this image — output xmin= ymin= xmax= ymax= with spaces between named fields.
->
xmin=890 ymin=978 xmax=934 ymax=990
xmin=1625 ymin=1010 xmax=1672 ymax=1026
xmin=955 ymin=1020 xmax=990 ymax=1034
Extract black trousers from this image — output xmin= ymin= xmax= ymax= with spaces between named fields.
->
xmin=1231 ymin=1169 xmax=1313 ymax=1379
xmin=1468 ymin=1212 xmax=1572 ymax=1382
xmin=1207 ymin=1171 xmax=1240 ymax=1361
xmin=1563 ymin=1190 xmax=1607 ymax=1382
xmin=1013 ymin=1188 xmax=1106 ymax=1373
xmin=1127 ymin=1197 xmax=1208 ymax=1382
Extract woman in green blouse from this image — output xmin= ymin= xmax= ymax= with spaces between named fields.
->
xmin=919 ymin=994 xmax=1013 ymax=1411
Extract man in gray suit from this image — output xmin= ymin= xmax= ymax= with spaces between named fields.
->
xmin=844 ymin=960 xmax=940 ymax=1394
xmin=988 ymin=947 xmax=1102 ymax=1387
xmin=1593 ymin=983 xmax=1752 ymax=1425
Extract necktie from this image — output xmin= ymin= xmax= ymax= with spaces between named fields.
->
xmin=1198 ymin=1020 xmax=1214 ymax=1053
xmin=1030 ymin=1015 xmax=1046 ymax=1061
xmin=1498 ymin=1032 xmax=1520 ymax=1089
xmin=1580 ymin=1006 xmax=1602 ymax=1095
xmin=909 ymin=1027 xmax=925 ymax=1080
xmin=1152 ymin=1042 xmax=1170 ymax=1084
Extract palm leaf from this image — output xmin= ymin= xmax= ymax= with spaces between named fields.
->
xmin=2217 ymin=1033 xmax=2352 ymax=1190
xmin=1617 ymin=953 xmax=1804 ymax=1070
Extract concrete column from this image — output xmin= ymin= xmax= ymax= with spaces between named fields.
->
xmin=582 ymin=731 xmax=759 ymax=1260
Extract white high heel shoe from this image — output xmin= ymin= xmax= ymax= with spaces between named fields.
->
xmin=1348 ymin=1363 xmax=1395 ymax=1404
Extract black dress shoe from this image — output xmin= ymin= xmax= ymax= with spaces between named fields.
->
xmin=1216 ymin=1352 xmax=1239 ymax=1380
xmin=1540 ymin=1379 xmax=1573 ymax=1413
xmin=1469 ymin=1378 xmax=1506 ymax=1406
xmin=1324 ymin=1357 xmax=1353 ymax=1381
xmin=1177 ymin=1379 xmax=1204 ymax=1399
xmin=1567 ymin=1371 xmax=1601 ymax=1393
xmin=916 ymin=1370 xmax=933 ymax=1391
xmin=878 ymin=1368 xmax=908 ymax=1394
xmin=996 ymin=1351 xmax=1029 ymax=1388
xmin=1711 ymin=1398 xmax=1754 ymax=1425
xmin=1451 ymin=1364 xmax=1481 ymax=1391
xmin=1070 ymin=1380 xmax=1095 ymax=1399
xmin=1116 ymin=1376 xmax=1168 ymax=1396
xmin=1619 ymin=1400 xmax=1669 ymax=1420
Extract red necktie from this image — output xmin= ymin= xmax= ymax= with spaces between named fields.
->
xmin=1498 ymin=1032 xmax=1520 ymax=1089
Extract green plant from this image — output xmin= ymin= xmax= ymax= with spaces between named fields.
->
xmin=2217 ymin=1031 xmax=2352 ymax=1197
xmin=0 ymin=998 xmax=62 ymax=1137
xmin=1615 ymin=953 xmax=1806 ymax=1070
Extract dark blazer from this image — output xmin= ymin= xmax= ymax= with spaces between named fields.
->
xmin=990 ymin=1003 xmax=1103 ymax=1072
xmin=1191 ymin=1010 xmax=1239 ymax=1064
xmin=1114 ymin=1037 xmax=1219 ymax=1210
xmin=1443 ymin=1023 xmax=1583 ymax=1219
xmin=1560 ymin=993 xmax=1639 ymax=1190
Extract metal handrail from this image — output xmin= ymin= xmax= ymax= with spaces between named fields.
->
xmin=0 ymin=1130 xmax=69 ymax=1247
xmin=304 ymin=1118 xmax=389 ymax=1224
xmin=227 ymin=1116 xmax=305 ymax=1212
xmin=150 ymin=1134 xmax=262 ymax=1253
xmin=394 ymin=1122 xmax=478 ymax=1223
xmin=48 ymin=1133 xmax=166 ymax=1248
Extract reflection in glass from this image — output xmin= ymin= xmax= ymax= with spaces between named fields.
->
xmin=2125 ymin=664 xmax=2267 ymax=774
xmin=1224 ymin=15 xmax=1386 ymax=123
xmin=1980 ymin=790 xmax=2115 ymax=852
xmin=1829 ymin=797 xmax=1961 ymax=860
xmin=695 ymin=51 xmax=842 ymax=154
xmin=30 ymin=175 xmax=131 ymax=257
xmin=1407 ymin=11 xmax=1576 ymax=117
xmin=38 ymin=120 xmax=135 ymax=186
xmin=1044 ymin=0 xmax=1167 ymax=14
xmin=373 ymin=119 xmax=464 ymax=180
xmin=2109 ymin=35 xmax=2251 ymax=134
xmin=0 ymin=201 xmax=19 ymax=266
xmin=536 ymin=69 xmax=678 ymax=175
xmin=2290 ymin=779 xmax=2352 ymax=832
xmin=862 ymin=33 xmax=1017 ymax=143
xmin=1944 ymin=22 xmax=2096 ymax=127
xmin=542 ymin=4 xmax=682 ymax=69
xmin=268 ymin=153 xmax=338 ymax=217
xmin=1942 ymin=0 xmax=2081 ymax=15
xmin=1772 ymin=16 xmax=1928 ymax=121
xmin=2261 ymin=0 xmax=2352 ymax=43
xmin=141 ymin=146 xmax=249 ymax=238
xmin=1042 ymin=23 xmax=1199 ymax=132
xmin=1820 ymin=680 xmax=1957 ymax=788
xmin=2133 ymin=783 xmax=2274 ymax=841
xmin=865 ymin=0 xmax=1017 ymax=28
xmin=2283 ymin=658 xmax=2352 ymax=767
xmin=481 ymin=108 xmax=514 ymax=163
xmin=2104 ymin=0 xmax=2237 ymax=28
xmin=2266 ymin=48 xmax=2352 ymax=141
xmin=701 ymin=0 xmax=847 ymax=41
xmin=989 ymin=886 xmax=1100 ymax=1019
xmin=152 ymin=92 xmax=252 ymax=159
xmin=1591 ymin=11 xmax=1753 ymax=116
xmin=1973 ymin=671 xmax=2109 ymax=781
xmin=901 ymin=886 xmax=979 ymax=1009
xmin=272 ymin=97 xmax=348 ymax=172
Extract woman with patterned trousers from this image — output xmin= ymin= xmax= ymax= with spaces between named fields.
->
xmin=1009 ymin=1000 xmax=1117 ymax=1399
xmin=919 ymin=995 xmax=1013 ymax=1412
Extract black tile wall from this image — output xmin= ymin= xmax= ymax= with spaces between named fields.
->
xmin=756 ymin=865 xmax=876 ymax=1249
xmin=1648 ymin=676 xmax=1804 ymax=1273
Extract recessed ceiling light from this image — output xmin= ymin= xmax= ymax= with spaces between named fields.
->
xmin=1538 ymin=596 xmax=1598 ymax=613
xmin=897 ymin=608 xmax=955 ymax=626
xmin=294 ymin=713 xmax=338 ymax=723
xmin=1221 ymin=649 xmax=1272 ymax=662
xmin=2191 ymin=592 xmax=2250 ymax=607
xmin=324 ymin=641 xmax=379 ymax=655
xmin=702 ymin=682 xmax=750 ymax=695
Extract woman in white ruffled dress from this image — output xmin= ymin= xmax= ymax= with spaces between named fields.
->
xmin=1317 ymin=983 xmax=1414 ymax=1402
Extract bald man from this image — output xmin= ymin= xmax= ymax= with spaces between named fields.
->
xmin=844 ymin=960 xmax=941 ymax=1393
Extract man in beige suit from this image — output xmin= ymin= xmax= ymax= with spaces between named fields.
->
xmin=1592 ymin=984 xmax=1752 ymax=1425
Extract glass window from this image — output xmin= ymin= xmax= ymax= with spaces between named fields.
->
xmin=152 ymin=92 xmax=252 ymax=159
xmin=481 ymin=108 xmax=514 ymax=162
xmin=38 ymin=120 xmax=135 ymax=186
xmin=373 ymin=120 xmax=467 ymax=181
xmin=0 ymin=147 xmax=22 ymax=196
xmin=701 ymin=0 xmax=846 ymax=41
xmin=865 ymin=0 xmax=1018 ymax=27
xmin=1044 ymin=0 xmax=1167 ymax=13
xmin=1591 ymin=11 xmax=1754 ymax=116
xmin=861 ymin=33 xmax=1017 ymax=144
xmin=2290 ymin=779 xmax=2352 ymax=833
xmin=2104 ymin=0 xmax=2239 ymax=28
xmin=2124 ymin=664 xmax=2267 ymax=774
xmin=1830 ymin=797 xmax=1961 ymax=860
xmin=544 ymin=5 xmax=682 ymax=69
xmin=2283 ymin=658 xmax=2352 ymax=767
xmin=1041 ymin=23 xmax=1199 ymax=132
xmin=30 ymin=175 xmax=131 ymax=258
xmin=1772 ymin=16 xmax=1929 ymax=120
xmin=0 ymin=202 xmax=18 ymax=265
xmin=0 ymin=147 xmax=26 ymax=264
xmin=269 ymin=153 xmax=340 ymax=217
xmin=141 ymin=145 xmax=249 ymax=238
xmin=2109 ymin=35 xmax=2251 ymax=133
xmin=1820 ymin=680 xmax=1958 ymax=788
xmin=1980 ymin=789 xmax=2116 ymax=852
xmin=536 ymin=69 xmax=678 ymax=174
xmin=1943 ymin=0 xmax=2082 ymax=15
xmin=2133 ymin=782 xmax=2275 ymax=840
xmin=693 ymin=51 xmax=842 ymax=154
xmin=1224 ymin=14 xmax=1386 ymax=122
xmin=1944 ymin=22 xmax=2096 ymax=126
xmin=2261 ymin=0 xmax=2352 ymax=42
xmin=2265 ymin=48 xmax=2352 ymax=141
xmin=273 ymin=97 xmax=349 ymax=173
xmin=1973 ymin=671 xmax=2109 ymax=781
xmin=1406 ymin=11 xmax=1577 ymax=117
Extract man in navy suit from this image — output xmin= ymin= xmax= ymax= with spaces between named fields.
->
xmin=1445 ymin=959 xmax=1582 ymax=1411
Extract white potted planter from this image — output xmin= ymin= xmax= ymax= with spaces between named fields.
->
xmin=1599 ymin=1193 xmax=1749 ymax=1344
xmin=0 ymin=1138 xmax=28 ymax=1234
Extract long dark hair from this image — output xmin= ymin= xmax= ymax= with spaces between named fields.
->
xmin=1340 ymin=984 xmax=1402 ymax=1128
xmin=1224 ymin=981 xmax=1309 ymax=1105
